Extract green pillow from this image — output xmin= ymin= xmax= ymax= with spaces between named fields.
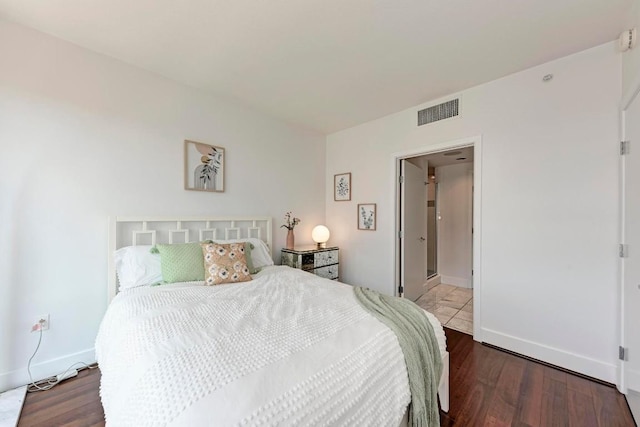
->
xmin=244 ymin=242 xmax=262 ymax=275
xmin=151 ymin=242 xmax=205 ymax=283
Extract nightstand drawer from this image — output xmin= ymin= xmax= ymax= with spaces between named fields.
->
xmin=314 ymin=264 xmax=339 ymax=280
xmin=314 ymin=250 xmax=338 ymax=268
xmin=301 ymin=253 xmax=316 ymax=271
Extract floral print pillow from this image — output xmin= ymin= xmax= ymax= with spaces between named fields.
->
xmin=201 ymin=242 xmax=252 ymax=285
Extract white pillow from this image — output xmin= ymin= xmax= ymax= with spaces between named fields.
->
xmin=114 ymin=245 xmax=163 ymax=291
xmin=217 ymin=238 xmax=274 ymax=269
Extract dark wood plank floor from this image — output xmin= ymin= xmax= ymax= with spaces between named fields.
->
xmin=19 ymin=328 xmax=637 ymax=426
xmin=440 ymin=329 xmax=636 ymax=427
xmin=18 ymin=366 xmax=104 ymax=427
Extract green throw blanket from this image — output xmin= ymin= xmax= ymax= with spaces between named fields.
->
xmin=353 ymin=287 xmax=442 ymax=427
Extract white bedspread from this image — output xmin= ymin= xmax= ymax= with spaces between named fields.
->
xmin=96 ymin=266 xmax=446 ymax=426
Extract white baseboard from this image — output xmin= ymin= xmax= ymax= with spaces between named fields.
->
xmin=628 ymin=367 xmax=640 ymax=392
xmin=440 ymin=275 xmax=471 ymax=288
xmin=482 ymin=328 xmax=616 ymax=384
xmin=0 ymin=348 xmax=95 ymax=393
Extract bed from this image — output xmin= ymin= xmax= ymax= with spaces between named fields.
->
xmin=97 ymin=216 xmax=449 ymax=426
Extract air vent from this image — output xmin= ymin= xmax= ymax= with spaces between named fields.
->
xmin=417 ymin=98 xmax=459 ymax=126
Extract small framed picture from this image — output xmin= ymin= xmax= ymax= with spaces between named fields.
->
xmin=358 ymin=203 xmax=376 ymax=230
xmin=184 ymin=140 xmax=225 ymax=192
xmin=334 ymin=172 xmax=351 ymax=201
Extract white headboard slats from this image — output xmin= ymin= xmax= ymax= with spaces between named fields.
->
xmin=169 ymin=228 xmax=190 ymax=244
xmin=248 ymin=227 xmax=261 ymax=240
xmin=199 ymin=228 xmax=218 ymax=241
xmin=133 ymin=230 xmax=156 ymax=246
xmin=225 ymin=227 xmax=241 ymax=240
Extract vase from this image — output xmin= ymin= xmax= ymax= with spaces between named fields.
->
xmin=286 ymin=229 xmax=295 ymax=249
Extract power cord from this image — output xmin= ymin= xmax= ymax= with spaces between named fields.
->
xmin=27 ymin=320 xmax=98 ymax=393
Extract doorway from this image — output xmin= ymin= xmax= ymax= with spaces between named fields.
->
xmin=395 ymin=137 xmax=481 ymax=338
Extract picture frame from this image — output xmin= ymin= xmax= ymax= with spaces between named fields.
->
xmin=357 ymin=203 xmax=376 ymax=230
xmin=334 ymin=172 xmax=351 ymax=201
xmin=184 ymin=140 xmax=225 ymax=192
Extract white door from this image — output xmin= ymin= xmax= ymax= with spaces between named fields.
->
xmin=401 ymin=159 xmax=426 ymax=301
xmin=622 ymin=92 xmax=640 ymax=413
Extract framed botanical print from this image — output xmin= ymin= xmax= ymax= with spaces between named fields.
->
xmin=184 ymin=140 xmax=225 ymax=192
xmin=358 ymin=203 xmax=376 ymax=230
xmin=334 ymin=172 xmax=351 ymax=201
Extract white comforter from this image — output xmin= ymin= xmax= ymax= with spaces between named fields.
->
xmin=96 ymin=266 xmax=446 ymax=426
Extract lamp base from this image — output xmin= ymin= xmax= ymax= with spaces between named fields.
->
xmin=316 ymin=242 xmax=327 ymax=249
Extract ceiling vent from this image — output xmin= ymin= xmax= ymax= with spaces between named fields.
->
xmin=417 ymin=98 xmax=459 ymax=126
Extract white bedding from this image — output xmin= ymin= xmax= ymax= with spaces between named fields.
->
xmin=96 ymin=266 xmax=446 ymax=426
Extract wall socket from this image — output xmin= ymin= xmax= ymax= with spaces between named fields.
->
xmin=32 ymin=314 xmax=50 ymax=331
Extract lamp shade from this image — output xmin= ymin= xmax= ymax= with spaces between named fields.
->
xmin=311 ymin=225 xmax=330 ymax=248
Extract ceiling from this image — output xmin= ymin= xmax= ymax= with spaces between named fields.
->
xmin=416 ymin=146 xmax=475 ymax=169
xmin=0 ymin=0 xmax=631 ymax=133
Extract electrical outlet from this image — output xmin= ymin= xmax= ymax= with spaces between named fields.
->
xmin=31 ymin=314 xmax=49 ymax=332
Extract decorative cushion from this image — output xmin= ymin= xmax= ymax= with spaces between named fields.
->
xmin=201 ymin=242 xmax=252 ymax=285
xmin=152 ymin=242 xmax=205 ymax=283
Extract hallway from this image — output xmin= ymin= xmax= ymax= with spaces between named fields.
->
xmin=416 ymin=283 xmax=473 ymax=335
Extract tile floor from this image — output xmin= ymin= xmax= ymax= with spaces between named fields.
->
xmin=416 ymin=283 xmax=473 ymax=335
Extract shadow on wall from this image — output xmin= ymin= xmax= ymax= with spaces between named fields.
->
xmin=3 ymin=178 xmax=26 ymax=388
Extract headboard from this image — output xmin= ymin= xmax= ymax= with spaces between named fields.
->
xmin=108 ymin=216 xmax=272 ymax=302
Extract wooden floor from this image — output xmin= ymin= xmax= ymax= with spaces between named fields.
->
xmin=440 ymin=329 xmax=636 ymax=427
xmin=18 ymin=366 xmax=104 ymax=427
xmin=19 ymin=328 xmax=636 ymax=426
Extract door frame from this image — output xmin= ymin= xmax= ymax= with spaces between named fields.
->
xmin=619 ymin=78 xmax=640 ymax=393
xmin=392 ymin=135 xmax=483 ymax=341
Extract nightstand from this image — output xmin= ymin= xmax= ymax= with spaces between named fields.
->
xmin=281 ymin=246 xmax=339 ymax=280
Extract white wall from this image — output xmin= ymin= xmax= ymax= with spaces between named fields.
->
xmin=436 ymin=163 xmax=473 ymax=288
xmin=0 ymin=20 xmax=326 ymax=392
xmin=326 ymin=42 xmax=621 ymax=382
